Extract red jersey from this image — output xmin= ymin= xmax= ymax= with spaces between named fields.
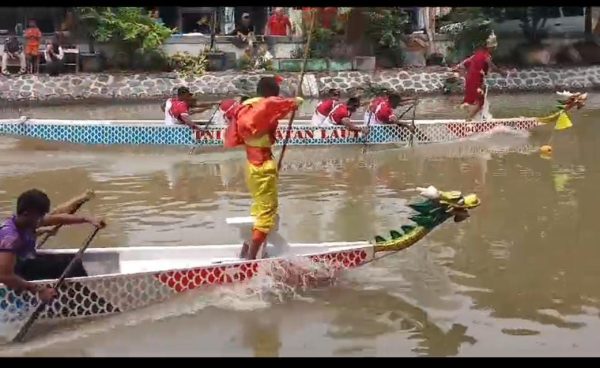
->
xmin=463 ymin=48 xmax=491 ymax=105
xmin=368 ymin=97 xmax=386 ymax=113
xmin=329 ymin=104 xmax=351 ymax=125
xmin=169 ymin=98 xmax=190 ymax=124
xmin=268 ymin=14 xmax=291 ymax=36
xmin=315 ymin=99 xmax=336 ymax=116
xmin=374 ymin=100 xmax=394 ymax=123
xmin=220 ymin=99 xmax=239 ymax=120
xmin=464 ymin=48 xmax=491 ymax=78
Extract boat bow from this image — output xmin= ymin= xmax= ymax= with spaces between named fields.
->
xmin=373 ymin=186 xmax=480 ymax=253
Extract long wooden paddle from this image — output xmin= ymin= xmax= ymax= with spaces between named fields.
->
xmin=361 ymin=111 xmax=373 ymax=154
xmin=277 ymin=9 xmax=316 ymax=172
xmin=408 ymin=98 xmax=418 ymax=147
xmin=12 ymin=226 xmax=102 ymax=343
xmin=36 ymin=190 xmax=95 ymax=249
xmin=188 ymin=105 xmax=220 ymax=155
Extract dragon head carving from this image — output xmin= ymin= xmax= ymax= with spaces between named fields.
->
xmin=373 ymin=186 xmax=480 ymax=252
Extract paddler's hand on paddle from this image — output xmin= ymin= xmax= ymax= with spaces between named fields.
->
xmin=294 ymin=96 xmax=304 ymax=107
xmin=85 ymin=217 xmax=106 ymax=229
xmin=361 ymin=126 xmax=370 ymax=135
xmin=37 ymin=286 xmax=57 ymax=303
xmin=35 ymin=227 xmax=58 ymax=237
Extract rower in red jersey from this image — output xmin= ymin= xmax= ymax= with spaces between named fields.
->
xmin=364 ymin=92 xmax=416 ymax=130
xmin=311 ymin=88 xmax=341 ymax=127
xmin=215 ymin=96 xmax=250 ymax=125
xmin=321 ymin=97 xmax=368 ymax=133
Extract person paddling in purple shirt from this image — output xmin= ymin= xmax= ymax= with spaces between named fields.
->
xmin=0 ymin=189 xmax=105 ymax=303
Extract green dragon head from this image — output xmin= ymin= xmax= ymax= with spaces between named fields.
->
xmin=373 ymin=186 xmax=480 ymax=252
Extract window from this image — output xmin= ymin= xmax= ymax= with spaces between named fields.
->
xmin=179 ymin=7 xmax=219 ymax=34
xmin=561 ymin=7 xmax=584 ymax=17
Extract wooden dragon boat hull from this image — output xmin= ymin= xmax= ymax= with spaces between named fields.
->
xmin=0 ymin=118 xmax=542 ymax=148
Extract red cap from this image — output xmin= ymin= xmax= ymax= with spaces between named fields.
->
xmin=219 ymin=99 xmax=237 ymax=112
xmin=274 ymin=75 xmax=284 ymax=85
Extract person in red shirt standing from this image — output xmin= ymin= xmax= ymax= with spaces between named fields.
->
xmin=311 ymin=88 xmax=341 ymax=126
xmin=453 ymin=32 xmax=509 ymax=121
xmin=322 ymin=97 xmax=367 ymax=133
xmin=224 ymin=77 xmax=302 ymax=260
xmin=24 ymin=19 xmax=42 ymax=74
xmin=266 ymin=8 xmax=292 ymax=36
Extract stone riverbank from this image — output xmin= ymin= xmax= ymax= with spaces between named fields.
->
xmin=1 ymin=66 xmax=600 ymax=104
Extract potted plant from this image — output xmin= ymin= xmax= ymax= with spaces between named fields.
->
xmin=277 ymin=27 xmax=332 ymax=72
xmin=364 ymin=8 xmax=410 ymax=68
xmin=74 ymin=7 xmax=174 ymax=72
xmin=74 ymin=7 xmax=105 ymax=72
xmin=205 ymin=46 xmax=226 ymax=71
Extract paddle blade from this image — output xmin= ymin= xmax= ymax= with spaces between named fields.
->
xmin=554 ymin=112 xmax=573 ymax=131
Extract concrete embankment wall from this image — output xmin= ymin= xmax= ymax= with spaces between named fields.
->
xmin=1 ymin=66 xmax=599 ymax=104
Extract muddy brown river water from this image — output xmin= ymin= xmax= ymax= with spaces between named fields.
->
xmin=0 ymin=94 xmax=599 ymax=356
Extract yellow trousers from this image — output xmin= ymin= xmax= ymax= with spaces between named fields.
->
xmin=246 ymin=159 xmax=278 ymax=234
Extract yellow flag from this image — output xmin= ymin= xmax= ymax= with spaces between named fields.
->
xmin=554 ymin=111 xmax=572 ymax=131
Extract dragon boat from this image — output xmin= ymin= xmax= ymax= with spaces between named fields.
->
xmin=0 ymin=92 xmax=587 ymax=149
xmin=0 ymin=117 xmax=544 ymax=148
xmin=0 ymin=186 xmax=479 ymax=341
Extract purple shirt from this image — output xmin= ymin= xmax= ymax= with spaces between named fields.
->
xmin=0 ymin=216 xmax=36 ymax=260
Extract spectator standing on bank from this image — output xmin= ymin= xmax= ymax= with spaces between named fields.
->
xmin=265 ymin=8 xmax=291 ymax=36
xmin=24 ymin=19 xmax=42 ymax=74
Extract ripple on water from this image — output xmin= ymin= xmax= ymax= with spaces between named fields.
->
xmin=0 ymin=95 xmax=600 ymax=356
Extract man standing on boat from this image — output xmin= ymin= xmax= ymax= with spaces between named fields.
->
xmin=0 ymin=189 xmax=105 ymax=302
xmin=224 ymin=76 xmax=302 ymax=260
xmin=311 ymin=88 xmax=341 ymax=126
xmin=453 ymin=32 xmax=510 ymax=121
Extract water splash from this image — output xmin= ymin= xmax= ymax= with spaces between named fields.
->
xmin=0 ymin=256 xmax=342 ymax=355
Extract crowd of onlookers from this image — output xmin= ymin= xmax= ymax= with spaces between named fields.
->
xmin=2 ymin=19 xmax=65 ymax=77
xmin=1 ymin=8 xmax=328 ymax=77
